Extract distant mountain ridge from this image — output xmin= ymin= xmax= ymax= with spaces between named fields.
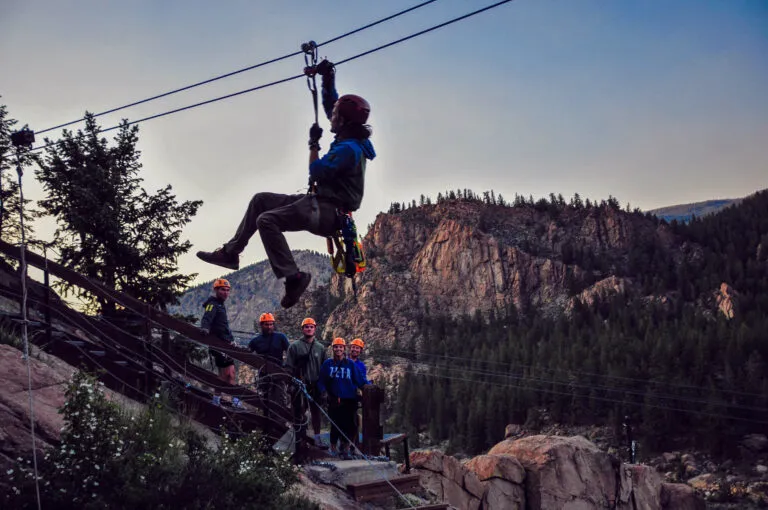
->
xmin=170 ymin=250 xmax=332 ymax=334
xmin=647 ymin=198 xmax=742 ymax=223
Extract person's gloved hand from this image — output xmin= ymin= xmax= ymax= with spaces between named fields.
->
xmin=309 ymin=123 xmax=323 ymax=150
xmin=320 ymin=392 xmax=328 ymax=407
xmin=316 ymin=59 xmax=335 ymax=78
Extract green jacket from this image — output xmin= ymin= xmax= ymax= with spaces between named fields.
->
xmin=285 ymin=338 xmax=327 ymax=383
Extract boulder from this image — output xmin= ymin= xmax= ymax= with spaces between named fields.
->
xmin=411 ymin=449 xmax=523 ymax=510
xmin=489 ymin=435 xmax=620 ymax=509
xmin=465 ymin=454 xmax=525 ymax=485
xmin=618 ymin=464 xmax=662 ymax=510
xmin=660 ymin=483 xmax=705 ymax=510
xmin=504 ymin=423 xmax=524 ymax=439
xmin=0 ymin=344 xmax=76 ymax=469
xmin=742 ymin=434 xmax=768 ymax=453
xmin=465 ymin=454 xmax=526 ymax=509
xmin=687 ymin=473 xmax=718 ymax=492
xmin=483 ymin=478 xmax=525 ymax=510
xmin=410 ymin=449 xmax=445 ymax=473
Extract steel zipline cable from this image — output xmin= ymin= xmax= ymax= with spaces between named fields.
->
xmin=35 ymin=0 xmax=442 ymax=135
xmin=29 ymin=0 xmax=515 ymax=153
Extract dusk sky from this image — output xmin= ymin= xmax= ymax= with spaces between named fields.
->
xmin=2 ymin=0 xmax=766 ymax=286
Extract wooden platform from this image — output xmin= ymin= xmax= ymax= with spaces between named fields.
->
xmin=346 ymin=473 xmax=421 ymax=503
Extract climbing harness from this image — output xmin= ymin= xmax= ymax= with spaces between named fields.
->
xmin=326 ymin=210 xmax=367 ymax=297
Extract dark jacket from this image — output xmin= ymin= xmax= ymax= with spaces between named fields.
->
xmin=317 ymin=357 xmax=366 ymax=400
xmin=309 ymin=75 xmax=376 ymax=212
xmin=201 ymin=296 xmax=234 ymax=367
xmin=248 ymin=332 xmax=290 ymax=365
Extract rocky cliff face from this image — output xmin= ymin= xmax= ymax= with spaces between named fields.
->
xmin=411 ymin=435 xmax=705 ymax=510
xmin=313 ymin=201 xmax=691 ymax=348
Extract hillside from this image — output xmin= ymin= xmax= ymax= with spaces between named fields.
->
xmin=170 ymin=250 xmax=332 ymax=333
xmin=310 ymin=195 xmax=695 ymax=348
xmin=285 ymin=189 xmax=768 ymax=461
xmin=647 ymin=197 xmax=742 ymax=223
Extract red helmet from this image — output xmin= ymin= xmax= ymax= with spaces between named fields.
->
xmin=335 ymin=94 xmax=370 ymax=124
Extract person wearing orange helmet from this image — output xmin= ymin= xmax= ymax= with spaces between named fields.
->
xmin=200 ymin=278 xmax=239 ymax=406
xmin=247 ymin=312 xmax=289 ymax=366
xmin=317 ymin=337 xmax=366 ymax=458
xmin=348 ymin=338 xmax=371 ymax=385
xmin=248 ymin=312 xmax=291 ymax=418
xmin=348 ymin=337 xmax=370 ymax=448
xmin=285 ymin=317 xmax=328 ymax=447
xmin=195 ymin=58 xmax=376 ymax=310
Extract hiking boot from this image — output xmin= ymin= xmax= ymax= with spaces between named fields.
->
xmin=281 ymin=272 xmax=312 ymax=308
xmin=196 ymin=247 xmax=239 ymax=270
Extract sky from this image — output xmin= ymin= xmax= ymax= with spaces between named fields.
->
xmin=1 ymin=0 xmax=767 ymax=286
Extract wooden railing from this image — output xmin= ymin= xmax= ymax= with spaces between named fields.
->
xmin=0 ymin=239 xmax=297 ymax=444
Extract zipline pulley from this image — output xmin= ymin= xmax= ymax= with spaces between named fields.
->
xmin=301 ymin=40 xmax=320 ymax=125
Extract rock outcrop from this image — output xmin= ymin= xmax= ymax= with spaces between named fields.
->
xmin=0 ymin=344 xmax=76 ymax=471
xmin=714 ymin=282 xmax=738 ymax=319
xmin=411 ymin=449 xmax=524 ymax=510
xmin=315 ymin=201 xmax=690 ymax=349
xmin=410 ymin=435 xmax=704 ymax=510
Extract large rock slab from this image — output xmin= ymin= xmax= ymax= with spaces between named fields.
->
xmin=660 ymin=483 xmax=705 ymax=510
xmin=0 ymin=344 xmax=75 ymax=468
xmin=489 ymin=435 xmax=620 ymax=509
xmin=304 ymin=459 xmax=399 ymax=489
xmin=617 ymin=464 xmax=663 ymax=510
xmin=412 ymin=449 xmax=525 ymax=510
xmin=465 ymin=454 xmax=526 ymax=484
xmin=465 ymin=454 xmax=526 ymax=509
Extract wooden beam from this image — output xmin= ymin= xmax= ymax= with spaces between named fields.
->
xmin=346 ymin=474 xmax=421 ymax=503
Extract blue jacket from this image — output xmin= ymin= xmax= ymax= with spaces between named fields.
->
xmin=353 ymin=359 xmax=370 ymax=385
xmin=309 ymin=75 xmax=376 ymax=212
xmin=317 ymin=357 xmax=366 ymax=400
xmin=248 ymin=332 xmax=290 ymax=365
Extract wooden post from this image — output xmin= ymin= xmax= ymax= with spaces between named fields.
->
xmin=144 ymin=304 xmax=154 ymax=396
xmin=403 ymin=436 xmax=410 ymax=473
xmin=361 ymin=384 xmax=385 ymax=456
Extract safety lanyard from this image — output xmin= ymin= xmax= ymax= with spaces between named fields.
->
xmin=302 ymin=40 xmax=319 ymax=126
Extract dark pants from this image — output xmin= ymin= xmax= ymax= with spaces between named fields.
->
xmin=293 ymin=382 xmax=323 ymax=438
xmin=223 ymin=192 xmax=339 ymax=278
xmin=328 ymin=398 xmax=358 ymax=450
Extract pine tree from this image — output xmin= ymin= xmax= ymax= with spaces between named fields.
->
xmin=35 ymin=113 xmax=202 ymax=314
xmin=0 ymin=102 xmax=38 ymax=249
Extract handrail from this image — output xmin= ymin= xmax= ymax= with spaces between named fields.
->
xmin=0 ymin=239 xmax=298 ymax=440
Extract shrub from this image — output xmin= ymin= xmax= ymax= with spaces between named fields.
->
xmin=4 ymin=371 xmax=318 ymax=510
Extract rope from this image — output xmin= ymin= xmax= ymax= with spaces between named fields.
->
xmin=30 ymin=0 xmax=516 ymax=153
xmin=35 ymin=0 xmax=442 ymax=135
xmin=15 ymin=147 xmax=42 ymax=510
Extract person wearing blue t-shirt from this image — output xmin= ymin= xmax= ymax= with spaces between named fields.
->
xmin=348 ymin=337 xmax=370 ymax=447
xmin=248 ymin=312 xmax=290 ymax=419
xmin=317 ymin=338 xmax=365 ymax=457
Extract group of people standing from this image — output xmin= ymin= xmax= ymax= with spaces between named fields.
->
xmin=199 ymin=278 xmax=371 ymax=458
